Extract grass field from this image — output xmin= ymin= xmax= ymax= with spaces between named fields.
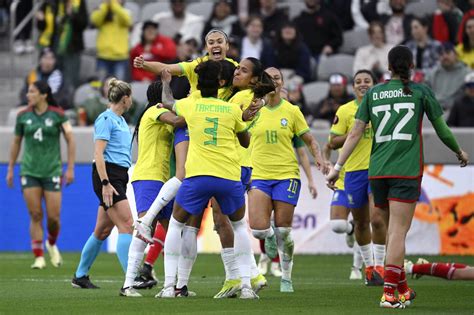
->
xmin=0 ymin=253 xmax=473 ymax=314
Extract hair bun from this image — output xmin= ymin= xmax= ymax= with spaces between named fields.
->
xmin=108 ymin=78 xmax=119 ymax=88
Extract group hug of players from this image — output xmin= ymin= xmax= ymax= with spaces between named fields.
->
xmin=9 ymin=28 xmax=469 ymax=308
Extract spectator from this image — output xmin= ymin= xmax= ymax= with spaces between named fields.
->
xmin=202 ymin=0 xmax=244 ymax=44
xmin=13 ymin=0 xmax=34 ymax=54
xmin=406 ymin=17 xmax=442 ymax=76
xmin=378 ymin=0 xmax=414 ymax=45
xmin=312 ymin=73 xmax=353 ymax=123
xmin=20 ymin=48 xmax=72 ymax=109
xmin=431 ymin=0 xmax=462 ymax=44
xmin=457 ymin=0 xmax=474 ymax=44
xmin=350 ymin=0 xmax=371 ymax=30
xmin=456 ymin=16 xmax=474 ymax=68
xmin=257 ymin=0 xmax=289 ymax=40
xmin=285 ymin=75 xmax=311 ymax=122
xmin=353 ymin=21 xmax=392 ymax=79
xmin=130 ymin=21 xmax=177 ymax=82
xmin=294 ymin=0 xmax=343 ymax=60
xmin=447 ymin=71 xmax=474 ymax=127
xmin=90 ymin=0 xmax=132 ymax=81
xmin=36 ymin=0 xmax=89 ymax=87
xmin=327 ymin=0 xmax=355 ymax=31
xmin=261 ymin=22 xmax=312 ymax=82
xmin=152 ymin=0 xmax=204 ymax=46
xmin=239 ymin=15 xmax=272 ymax=60
xmin=425 ymin=42 xmax=470 ymax=110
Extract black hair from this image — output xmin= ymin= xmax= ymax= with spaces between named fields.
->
xmin=140 ymin=21 xmax=159 ymax=46
xmin=353 ymin=69 xmax=377 ymax=86
xmin=195 ymin=60 xmax=222 ymax=97
xmin=133 ymin=81 xmax=163 ymax=143
xmin=411 ymin=16 xmax=429 ymax=29
xmin=245 ymin=15 xmax=263 ymax=28
xmin=245 ymin=57 xmax=275 ymax=98
xmin=388 ymin=45 xmax=413 ymax=95
xmin=462 ymin=16 xmax=474 ymax=52
xmin=220 ymin=59 xmax=237 ymax=88
xmin=32 ymin=80 xmax=58 ymax=107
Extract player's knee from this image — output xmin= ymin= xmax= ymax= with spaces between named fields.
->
xmin=353 ymin=218 xmax=370 ymax=232
xmin=30 ymin=211 xmax=43 ymax=222
xmin=370 ymin=216 xmax=385 ymax=232
xmin=251 ymin=227 xmax=272 ymax=240
xmin=330 ymin=219 xmax=349 ymax=234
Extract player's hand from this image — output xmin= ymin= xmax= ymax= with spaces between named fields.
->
xmin=6 ymin=168 xmax=13 ymax=188
xmin=161 ymin=69 xmax=172 ymax=83
xmin=102 ymin=184 xmax=119 ymax=208
xmin=326 ymin=168 xmax=340 ymax=190
xmin=133 ymin=55 xmax=145 ymax=69
xmin=242 ymin=99 xmax=263 ymax=121
xmin=308 ymin=182 xmax=318 ymax=199
xmin=64 ymin=167 xmax=74 ymax=186
xmin=315 ymin=156 xmax=330 ymax=175
xmin=457 ymin=150 xmax=469 ymax=167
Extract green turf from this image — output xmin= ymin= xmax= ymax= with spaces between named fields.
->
xmin=0 ymin=253 xmax=473 ymax=314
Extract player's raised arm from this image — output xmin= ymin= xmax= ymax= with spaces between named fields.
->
xmin=134 ymin=55 xmax=183 ymax=76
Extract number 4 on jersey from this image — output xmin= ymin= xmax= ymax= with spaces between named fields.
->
xmin=33 ymin=128 xmax=43 ymax=142
xmin=372 ymin=102 xmax=414 ymax=143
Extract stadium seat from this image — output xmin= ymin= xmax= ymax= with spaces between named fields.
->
xmin=79 ymin=55 xmax=97 ymax=84
xmin=6 ymin=107 xmax=25 ymax=126
xmin=405 ymin=0 xmax=438 ymax=18
xmin=73 ymin=83 xmax=99 ymax=107
xmin=302 ymin=81 xmax=330 ymax=106
xmin=130 ymin=81 xmax=150 ymax=106
xmin=86 ymin=0 xmax=102 ymax=11
xmin=339 ymin=28 xmax=370 ymax=55
xmin=140 ymin=2 xmax=170 ymax=22
xmin=311 ymin=119 xmax=331 ymax=129
xmin=124 ymin=2 xmax=140 ymax=23
xmin=82 ymin=29 xmax=97 ymax=55
xmin=187 ymin=2 xmax=214 ymax=19
xmin=277 ymin=1 xmax=306 ymax=19
xmin=317 ymin=54 xmax=355 ymax=81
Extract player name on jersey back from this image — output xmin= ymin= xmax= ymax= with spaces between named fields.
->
xmin=372 ymin=88 xmax=411 ymax=101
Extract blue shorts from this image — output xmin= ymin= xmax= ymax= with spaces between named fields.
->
xmin=175 ymin=176 xmax=245 ymax=215
xmin=131 ymin=180 xmax=173 ymax=220
xmin=344 ymin=170 xmax=371 ymax=209
xmin=241 ymin=167 xmax=252 ymax=191
xmin=331 ymin=189 xmax=349 ymax=208
xmin=174 ymin=127 xmax=189 ymax=146
xmin=250 ymin=179 xmax=301 ymax=206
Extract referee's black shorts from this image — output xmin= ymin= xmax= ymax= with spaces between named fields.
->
xmin=92 ymin=162 xmax=129 ymax=210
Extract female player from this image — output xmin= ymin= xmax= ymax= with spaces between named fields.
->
xmin=328 ymin=70 xmax=386 ymax=286
xmin=327 ymin=45 xmax=469 ymax=308
xmin=248 ymin=67 xmax=329 ymax=293
xmin=6 ymin=80 xmax=75 ymax=269
xmin=160 ymin=60 xmax=257 ymax=299
xmin=72 ymin=78 xmax=135 ymax=289
xmin=405 ymin=258 xmax=474 ymax=280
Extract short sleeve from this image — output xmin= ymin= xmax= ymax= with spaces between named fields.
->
xmin=178 ymin=59 xmax=196 ymax=78
xmin=330 ymin=106 xmax=348 ymax=136
xmin=14 ymin=114 xmax=24 ymax=136
xmin=149 ymin=106 xmax=169 ymax=122
xmin=422 ymin=85 xmax=444 ymax=121
xmin=58 ymin=113 xmax=68 ymax=125
xmin=94 ymin=115 xmax=113 ymax=141
xmin=174 ymin=98 xmax=190 ymax=119
xmin=293 ymin=106 xmax=310 ymax=136
xmin=355 ymin=92 xmax=370 ymax=123
xmin=233 ymin=106 xmax=247 ymax=133
xmin=292 ymin=136 xmax=305 ymax=148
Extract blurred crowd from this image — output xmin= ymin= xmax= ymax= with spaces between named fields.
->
xmin=5 ymin=0 xmax=474 ymax=127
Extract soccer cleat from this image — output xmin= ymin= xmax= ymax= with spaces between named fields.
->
xmin=380 ymin=293 xmax=405 ymax=309
xmin=134 ymin=220 xmax=153 ymax=244
xmin=251 ymin=274 xmax=267 ymax=293
xmin=71 ymin=275 xmax=99 ymax=289
xmin=349 ymin=267 xmax=362 ymax=280
xmin=31 ymin=256 xmax=46 ymax=269
xmin=365 ymin=266 xmax=384 ymax=286
xmin=404 ymin=259 xmax=414 ymax=277
xmin=175 ymin=285 xmax=197 ymax=297
xmin=213 ymin=279 xmax=241 ymax=298
xmin=133 ymin=264 xmax=158 ymax=290
xmin=264 ymin=233 xmax=278 ymax=259
xmin=257 ymin=254 xmax=270 ymax=275
xmin=280 ymin=278 xmax=294 ymax=293
xmin=399 ymin=288 xmax=416 ymax=307
xmin=119 ymin=287 xmax=142 ymax=297
xmin=270 ymin=261 xmax=282 ymax=277
xmin=45 ymin=242 xmax=63 ymax=268
xmin=375 ymin=265 xmax=385 ymax=278
xmin=345 ymin=221 xmax=355 ymax=248
xmin=155 ymin=285 xmax=175 ymax=298
xmin=239 ymin=286 xmax=259 ymax=299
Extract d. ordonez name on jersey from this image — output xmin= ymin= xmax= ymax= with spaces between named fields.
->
xmin=372 ymin=88 xmax=411 ymax=101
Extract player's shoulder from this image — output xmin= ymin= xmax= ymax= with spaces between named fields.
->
xmin=47 ymin=106 xmax=65 ymax=117
xmin=17 ymin=106 xmax=33 ymax=118
xmin=225 ymin=57 xmax=239 ymax=66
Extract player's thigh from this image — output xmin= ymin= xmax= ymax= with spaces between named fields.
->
xmin=387 ymin=200 xmax=416 ymax=235
xmin=107 ymin=199 xmax=133 ymax=234
xmin=212 ymin=198 xmax=232 ymax=229
xmin=330 ymin=190 xmax=350 ymax=220
xmin=186 ymin=212 xmax=203 ymax=229
xmin=248 ymin=188 xmax=273 ymax=229
xmin=22 ymin=186 xmax=44 ymax=220
xmin=43 ymin=190 xmax=62 ymax=220
xmin=273 ymin=200 xmax=295 ymax=227
xmin=174 ymin=137 xmax=189 ymax=181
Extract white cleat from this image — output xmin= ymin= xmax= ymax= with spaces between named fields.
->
xmin=134 ymin=220 xmax=154 ymax=244
xmin=404 ymin=259 xmax=414 ymax=276
xmin=120 ymin=287 xmax=142 ymax=297
xmin=240 ymin=286 xmax=259 ymax=299
xmin=349 ymin=267 xmax=362 ymax=280
xmin=270 ymin=262 xmax=282 ymax=277
xmin=45 ymin=242 xmax=63 ymax=267
xmin=155 ymin=286 xmax=175 ymax=298
xmin=257 ymin=254 xmax=270 ymax=275
xmin=31 ymin=256 xmax=46 ymax=269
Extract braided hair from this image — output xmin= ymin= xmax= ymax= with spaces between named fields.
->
xmin=388 ymin=45 xmax=413 ymax=95
xmin=133 ymin=81 xmax=163 ymax=143
xmin=195 ymin=60 xmax=222 ymax=97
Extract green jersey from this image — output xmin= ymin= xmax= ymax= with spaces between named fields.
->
xmin=15 ymin=106 xmax=68 ymax=178
xmin=356 ymin=80 xmax=443 ymax=178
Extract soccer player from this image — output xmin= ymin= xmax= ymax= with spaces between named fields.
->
xmin=248 ymin=67 xmax=329 ymax=293
xmin=72 ymin=78 xmax=135 ymax=289
xmin=328 ymin=70 xmax=386 ymax=285
xmin=405 ymin=258 xmax=474 ymax=280
xmin=159 ymin=60 xmax=257 ymax=299
xmin=327 ymin=45 xmax=469 ymax=308
xmin=6 ymin=80 xmax=75 ymax=269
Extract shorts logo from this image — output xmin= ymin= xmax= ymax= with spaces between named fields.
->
xmin=288 ymin=195 xmax=295 ymax=199
xmin=21 ymin=176 xmax=27 ymax=186
xmin=280 ymin=118 xmax=288 ymax=127
xmin=348 ymin=194 xmax=354 ymax=205
xmin=45 ymin=118 xmax=53 ymax=127
xmin=332 ymin=191 xmax=339 ymax=201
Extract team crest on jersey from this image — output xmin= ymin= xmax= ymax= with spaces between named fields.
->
xmin=26 ymin=119 xmax=32 ymax=125
xmin=280 ymin=118 xmax=288 ymax=127
xmin=45 ymin=118 xmax=53 ymax=127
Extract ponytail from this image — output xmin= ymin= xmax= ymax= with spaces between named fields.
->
xmin=388 ymin=45 xmax=413 ymax=95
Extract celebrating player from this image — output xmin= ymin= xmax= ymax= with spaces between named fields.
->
xmin=6 ymin=81 xmax=75 ymax=269
xmin=72 ymin=78 xmax=135 ymax=289
xmin=327 ymin=45 xmax=469 ymax=308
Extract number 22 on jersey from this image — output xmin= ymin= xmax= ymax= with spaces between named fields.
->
xmin=372 ymin=102 xmax=414 ymax=143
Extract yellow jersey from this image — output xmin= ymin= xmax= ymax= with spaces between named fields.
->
xmin=175 ymin=96 xmax=247 ymax=181
xmin=178 ymin=56 xmax=238 ymax=100
xmin=228 ymin=89 xmax=254 ymax=167
xmin=250 ymin=99 xmax=310 ymax=180
xmin=335 ymin=162 xmax=346 ymax=190
xmin=131 ymin=106 xmax=174 ymax=182
xmin=456 ymin=44 xmax=474 ymax=69
xmin=330 ymin=100 xmax=373 ymax=172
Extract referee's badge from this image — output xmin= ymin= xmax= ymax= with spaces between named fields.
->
xmin=280 ymin=118 xmax=288 ymax=127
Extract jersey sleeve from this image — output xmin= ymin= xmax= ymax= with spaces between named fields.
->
xmin=174 ymin=98 xmax=190 ymax=119
xmin=149 ymin=106 xmax=170 ymax=122
xmin=177 ymin=59 xmax=196 ymax=78
xmin=355 ymin=93 xmax=370 ymax=123
xmin=94 ymin=115 xmax=113 ymax=141
xmin=293 ymin=106 xmax=310 ymax=136
xmin=233 ymin=106 xmax=247 ymax=133
xmin=14 ymin=114 xmax=24 ymax=136
xmin=330 ymin=106 xmax=348 ymax=136
xmin=422 ymin=85 xmax=444 ymax=121
xmin=292 ymin=136 xmax=305 ymax=148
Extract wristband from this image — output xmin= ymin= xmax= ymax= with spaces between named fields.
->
xmin=334 ymin=163 xmax=343 ymax=171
